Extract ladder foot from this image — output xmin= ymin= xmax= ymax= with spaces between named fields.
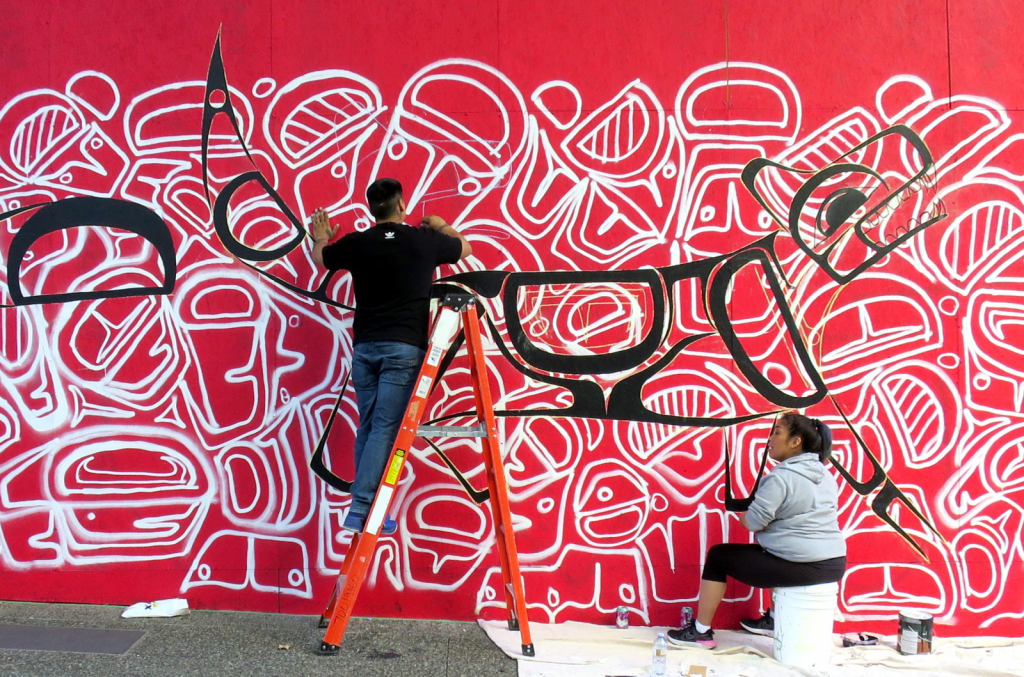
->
xmin=522 ymin=643 xmax=535 ymax=657
xmin=507 ymin=618 xmax=519 ymax=631
xmin=317 ymin=617 xmax=330 ymax=629
xmin=317 ymin=641 xmax=340 ymax=656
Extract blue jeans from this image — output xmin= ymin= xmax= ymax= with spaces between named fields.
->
xmin=350 ymin=341 xmax=425 ymax=514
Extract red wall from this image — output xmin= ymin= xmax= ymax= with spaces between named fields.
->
xmin=1 ymin=0 xmax=1023 ymax=636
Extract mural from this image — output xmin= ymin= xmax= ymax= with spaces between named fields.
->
xmin=1 ymin=26 xmax=1024 ymax=636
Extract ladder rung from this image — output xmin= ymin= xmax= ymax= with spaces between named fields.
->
xmin=417 ymin=424 xmax=488 ymax=438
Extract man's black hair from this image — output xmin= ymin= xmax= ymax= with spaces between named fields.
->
xmin=366 ymin=178 xmax=403 ymax=221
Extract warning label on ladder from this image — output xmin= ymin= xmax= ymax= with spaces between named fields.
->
xmin=415 ymin=375 xmax=431 ymax=399
xmin=385 ymin=450 xmax=406 ymax=485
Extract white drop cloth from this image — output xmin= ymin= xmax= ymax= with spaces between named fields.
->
xmin=479 ymin=620 xmax=1024 ymax=677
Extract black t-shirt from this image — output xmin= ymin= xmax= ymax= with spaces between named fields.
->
xmin=322 ymin=222 xmax=463 ymax=348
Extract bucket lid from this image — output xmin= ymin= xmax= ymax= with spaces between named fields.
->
xmin=899 ymin=610 xmax=933 ymax=621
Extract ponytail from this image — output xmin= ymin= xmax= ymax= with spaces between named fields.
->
xmin=813 ymin=418 xmax=833 ymax=462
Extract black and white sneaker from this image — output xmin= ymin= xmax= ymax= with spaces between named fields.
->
xmin=740 ymin=609 xmax=774 ymax=637
xmin=667 ymin=621 xmax=716 ymax=649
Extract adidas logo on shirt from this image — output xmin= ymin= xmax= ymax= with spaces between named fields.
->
xmin=385 ymin=232 xmax=396 ymax=239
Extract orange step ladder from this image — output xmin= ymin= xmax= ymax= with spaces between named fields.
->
xmin=317 ymin=293 xmax=535 ymax=657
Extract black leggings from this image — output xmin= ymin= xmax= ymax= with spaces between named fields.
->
xmin=702 ymin=543 xmax=845 ymax=588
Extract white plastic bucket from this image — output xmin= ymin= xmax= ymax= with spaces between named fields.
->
xmin=772 ymin=582 xmax=838 ymax=670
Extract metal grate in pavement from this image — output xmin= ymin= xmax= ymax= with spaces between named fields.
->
xmin=0 ymin=624 xmax=144 ymax=654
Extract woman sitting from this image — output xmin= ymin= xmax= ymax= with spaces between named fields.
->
xmin=668 ymin=411 xmax=847 ymax=649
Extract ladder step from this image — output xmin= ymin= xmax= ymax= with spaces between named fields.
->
xmin=417 ymin=424 xmax=488 ymax=438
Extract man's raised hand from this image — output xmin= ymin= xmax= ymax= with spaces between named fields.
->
xmin=420 ymin=215 xmax=448 ymax=230
xmin=310 ymin=208 xmax=338 ymax=242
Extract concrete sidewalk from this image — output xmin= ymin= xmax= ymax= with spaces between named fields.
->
xmin=0 ymin=600 xmax=517 ymax=677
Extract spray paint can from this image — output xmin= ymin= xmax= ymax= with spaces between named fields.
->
xmin=615 ymin=605 xmax=629 ymax=629
xmin=680 ymin=606 xmax=694 ymax=627
xmin=898 ymin=610 xmax=934 ymax=655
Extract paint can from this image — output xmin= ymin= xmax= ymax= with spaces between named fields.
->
xmin=680 ymin=606 xmax=694 ymax=627
xmin=615 ymin=605 xmax=629 ymax=629
xmin=898 ymin=610 xmax=933 ymax=655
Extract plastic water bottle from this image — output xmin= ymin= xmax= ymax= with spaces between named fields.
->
xmin=651 ymin=632 xmax=668 ymax=676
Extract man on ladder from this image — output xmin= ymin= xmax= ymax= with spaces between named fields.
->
xmin=309 ymin=182 xmax=535 ymax=658
xmin=309 ymin=177 xmax=471 ymax=533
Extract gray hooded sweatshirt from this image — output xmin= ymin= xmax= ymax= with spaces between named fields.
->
xmin=745 ymin=453 xmax=847 ymax=562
